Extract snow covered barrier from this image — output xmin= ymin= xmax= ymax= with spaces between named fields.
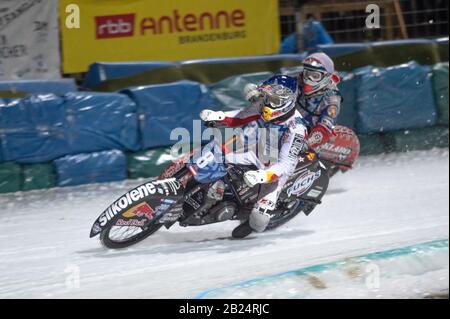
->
xmin=196 ymin=239 xmax=449 ymax=299
xmin=0 ymin=94 xmax=69 ymax=163
xmin=432 ymin=63 xmax=449 ymax=125
xmin=355 ymin=62 xmax=437 ymax=134
xmin=0 ymin=93 xmax=140 ymax=163
xmin=357 ymin=134 xmax=390 ymax=155
xmin=387 ymin=126 xmax=449 ymax=152
xmin=64 ymin=92 xmax=140 ymax=154
xmin=0 ymin=162 xmax=22 ymax=194
xmin=0 ymin=135 xmax=3 ymax=163
xmin=22 ymin=163 xmax=55 ymax=191
xmin=126 ymin=147 xmax=175 ymax=179
xmin=122 ymin=81 xmax=219 ymax=148
xmin=83 ymin=61 xmax=177 ymax=89
xmin=332 ymin=39 xmax=447 ymax=72
xmin=54 ymin=150 xmax=127 ymax=187
xmin=336 ymin=72 xmax=358 ymax=130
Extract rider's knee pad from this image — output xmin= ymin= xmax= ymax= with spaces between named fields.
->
xmin=249 ymin=205 xmax=271 ymax=232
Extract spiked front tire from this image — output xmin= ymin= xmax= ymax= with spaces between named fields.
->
xmin=100 ymin=223 xmax=162 ymax=249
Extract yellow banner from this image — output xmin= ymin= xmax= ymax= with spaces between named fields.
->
xmin=59 ymin=0 xmax=280 ymax=73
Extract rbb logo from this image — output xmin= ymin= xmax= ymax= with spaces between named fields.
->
xmin=95 ymin=14 xmax=135 ymax=39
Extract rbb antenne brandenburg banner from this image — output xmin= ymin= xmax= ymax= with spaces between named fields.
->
xmin=60 ymin=0 xmax=280 ymax=73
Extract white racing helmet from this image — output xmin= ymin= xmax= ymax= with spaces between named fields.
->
xmin=302 ymin=52 xmax=335 ymax=96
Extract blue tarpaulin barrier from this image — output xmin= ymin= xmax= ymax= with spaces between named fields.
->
xmin=0 ymin=136 xmax=3 ymax=162
xmin=317 ymin=38 xmax=448 ymax=58
xmin=83 ymin=55 xmax=305 ymax=89
xmin=83 ymin=61 xmax=176 ymax=88
xmin=0 ymin=79 xmax=77 ymax=95
xmin=355 ymin=62 xmax=437 ymax=134
xmin=54 ymin=149 xmax=127 ymax=187
xmin=179 ymin=54 xmax=304 ymax=66
xmin=336 ymin=72 xmax=358 ymax=130
xmin=370 ymin=38 xmax=437 ymax=48
xmin=0 ymin=92 xmax=140 ymax=163
xmin=122 ymin=81 xmax=220 ymax=149
xmin=0 ymin=94 xmax=69 ymax=163
xmin=285 ymin=38 xmax=434 ymax=56
xmin=64 ymin=92 xmax=140 ymax=154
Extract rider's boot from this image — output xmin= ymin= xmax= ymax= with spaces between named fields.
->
xmin=232 ymin=205 xmax=271 ymax=238
xmin=232 ymin=220 xmax=253 ymax=238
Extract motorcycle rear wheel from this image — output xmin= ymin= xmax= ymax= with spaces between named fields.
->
xmin=266 ymin=200 xmax=314 ymax=231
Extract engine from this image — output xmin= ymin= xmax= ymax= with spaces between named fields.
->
xmin=180 ymin=180 xmax=237 ymax=226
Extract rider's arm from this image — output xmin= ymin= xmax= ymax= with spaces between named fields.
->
xmin=317 ymin=90 xmax=342 ymax=131
xmin=200 ymin=103 xmax=261 ymax=127
xmin=219 ymin=105 xmax=261 ymax=127
xmin=308 ymin=90 xmax=341 ymax=148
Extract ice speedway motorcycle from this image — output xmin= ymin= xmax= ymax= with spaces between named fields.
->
xmin=90 ymin=117 xmax=360 ymax=249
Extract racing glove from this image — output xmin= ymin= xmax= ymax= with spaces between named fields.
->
xmin=243 ymin=83 xmax=262 ymax=102
xmin=243 ymin=170 xmax=277 ymax=187
xmin=199 ymin=109 xmax=226 ymax=122
xmin=308 ymin=124 xmax=335 ymax=149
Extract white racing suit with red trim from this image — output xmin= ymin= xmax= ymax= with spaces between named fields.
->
xmin=218 ymin=104 xmax=308 ymax=232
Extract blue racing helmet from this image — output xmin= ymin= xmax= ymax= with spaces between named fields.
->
xmin=259 ymin=75 xmax=298 ymax=122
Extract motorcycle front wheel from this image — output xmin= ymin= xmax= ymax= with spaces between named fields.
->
xmin=100 ymin=221 xmax=163 ymax=249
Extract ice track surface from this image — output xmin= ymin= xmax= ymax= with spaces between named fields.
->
xmin=0 ymin=149 xmax=448 ymax=298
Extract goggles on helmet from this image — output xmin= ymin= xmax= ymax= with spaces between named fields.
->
xmin=260 ymin=84 xmax=296 ymax=122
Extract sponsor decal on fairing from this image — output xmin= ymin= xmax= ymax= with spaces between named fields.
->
xmin=258 ymin=198 xmax=276 ymax=210
xmin=158 ymin=215 xmax=179 ymax=223
xmin=116 ymin=219 xmax=146 ymax=227
xmin=287 ymin=170 xmax=321 ymax=197
xmin=92 ymin=223 xmax=101 ymax=234
xmin=186 ymin=195 xmax=201 ymax=210
xmin=320 ymin=143 xmax=352 ymax=155
xmin=318 ymin=143 xmax=352 ymax=162
xmin=154 ymin=198 xmax=177 ymax=217
xmin=97 ymin=179 xmax=181 ymax=227
xmin=307 ymin=188 xmax=322 ymax=198
xmin=121 ymin=202 xmax=155 ymax=220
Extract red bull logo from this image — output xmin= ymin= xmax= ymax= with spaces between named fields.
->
xmin=122 ymin=202 xmax=155 ymax=220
